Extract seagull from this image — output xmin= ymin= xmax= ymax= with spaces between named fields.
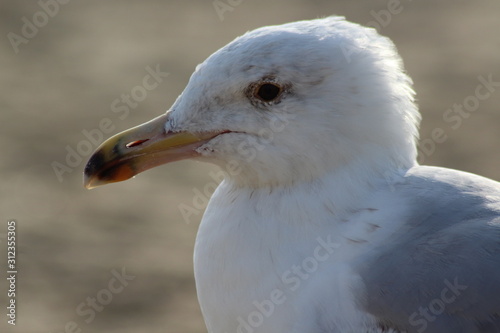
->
xmin=84 ymin=17 xmax=500 ymax=333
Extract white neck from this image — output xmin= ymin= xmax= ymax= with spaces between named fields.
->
xmin=193 ymin=161 xmax=410 ymax=332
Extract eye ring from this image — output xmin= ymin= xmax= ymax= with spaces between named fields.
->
xmin=254 ymin=82 xmax=282 ymax=102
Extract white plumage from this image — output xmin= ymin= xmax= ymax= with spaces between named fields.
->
xmin=85 ymin=17 xmax=500 ymax=333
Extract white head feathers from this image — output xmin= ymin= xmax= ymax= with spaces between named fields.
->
xmin=166 ymin=16 xmax=420 ymax=187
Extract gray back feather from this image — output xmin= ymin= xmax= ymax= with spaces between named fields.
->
xmin=356 ymin=166 xmax=500 ymax=333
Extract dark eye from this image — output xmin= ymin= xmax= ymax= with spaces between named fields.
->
xmin=255 ymin=83 xmax=282 ymax=102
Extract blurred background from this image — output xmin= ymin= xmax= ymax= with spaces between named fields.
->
xmin=0 ymin=1 xmax=499 ymax=332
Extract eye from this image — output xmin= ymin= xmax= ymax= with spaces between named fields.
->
xmin=255 ymin=83 xmax=282 ymax=102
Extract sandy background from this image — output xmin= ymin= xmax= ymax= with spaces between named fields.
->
xmin=0 ymin=1 xmax=499 ymax=332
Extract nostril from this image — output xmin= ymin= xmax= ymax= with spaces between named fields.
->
xmin=126 ymin=139 xmax=149 ymax=148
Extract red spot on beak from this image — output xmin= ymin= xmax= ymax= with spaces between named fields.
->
xmin=126 ymin=139 xmax=149 ymax=148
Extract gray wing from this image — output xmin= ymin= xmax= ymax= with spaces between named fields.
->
xmin=356 ymin=166 xmax=500 ymax=333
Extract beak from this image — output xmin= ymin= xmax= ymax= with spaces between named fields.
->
xmin=83 ymin=113 xmax=216 ymax=189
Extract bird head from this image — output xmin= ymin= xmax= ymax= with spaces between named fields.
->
xmin=84 ymin=17 xmax=420 ymax=189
